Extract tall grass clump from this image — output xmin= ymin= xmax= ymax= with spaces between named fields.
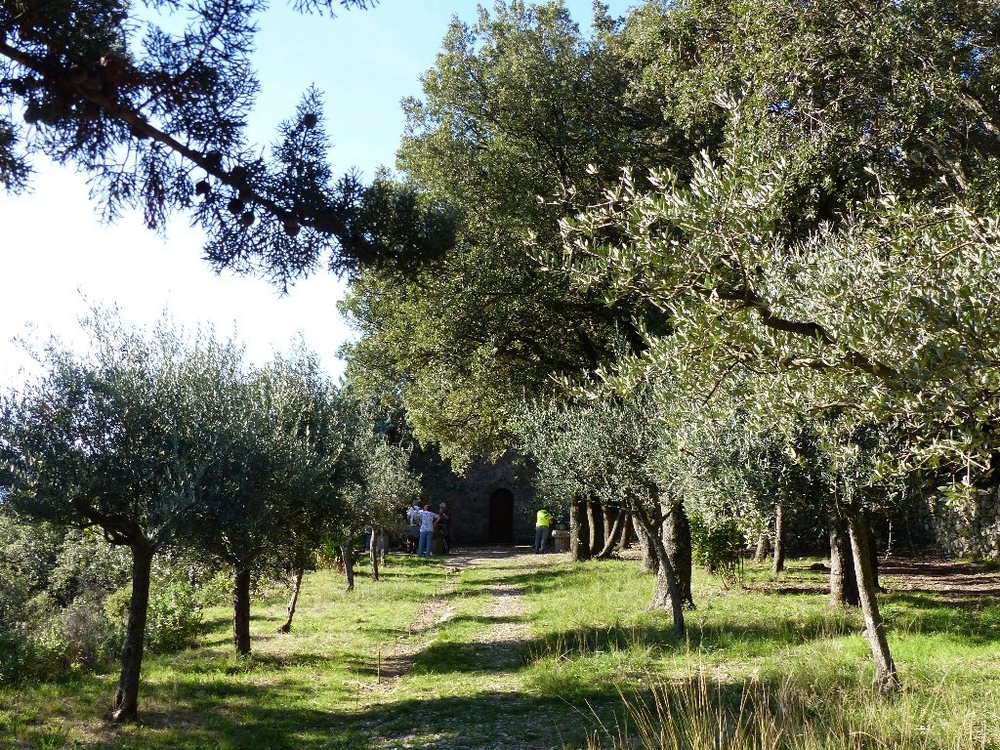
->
xmin=586 ymin=671 xmax=995 ymax=750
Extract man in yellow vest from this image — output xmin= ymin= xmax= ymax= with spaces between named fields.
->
xmin=535 ymin=507 xmax=553 ymax=553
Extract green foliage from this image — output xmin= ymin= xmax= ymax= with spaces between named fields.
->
xmin=0 ymin=510 xmax=129 ymax=684
xmin=105 ymin=576 xmax=202 ymax=655
xmin=325 ymin=386 xmax=422 ymax=547
xmin=688 ymin=514 xmax=744 ymax=585
xmin=343 ymin=0 xmax=673 ymax=465
xmin=34 ymin=596 xmax=118 ymax=675
xmin=550 ymin=0 xmax=1000 ymax=491
xmin=0 ymin=0 xmax=447 ymax=283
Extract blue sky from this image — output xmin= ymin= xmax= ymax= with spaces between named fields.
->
xmin=0 ymin=0 xmax=631 ymax=385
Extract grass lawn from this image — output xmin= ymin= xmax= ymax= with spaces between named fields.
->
xmin=1 ymin=549 xmax=999 ymax=749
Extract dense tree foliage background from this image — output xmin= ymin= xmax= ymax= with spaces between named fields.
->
xmin=339 ymin=0 xmax=1000 ymax=693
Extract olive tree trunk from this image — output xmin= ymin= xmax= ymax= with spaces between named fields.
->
xmin=829 ymin=514 xmax=860 ymax=607
xmin=635 ymin=508 xmax=686 ymax=639
xmin=342 ymin=543 xmax=356 ymax=592
xmin=570 ymin=497 xmax=591 ymax=562
xmin=616 ymin=511 xmax=634 ymax=553
xmin=233 ymin=567 xmax=252 ymax=657
xmin=111 ymin=540 xmax=154 ymax=723
xmin=595 ymin=507 xmax=627 ymax=559
xmin=632 ymin=520 xmax=658 ymax=574
xmin=849 ymin=516 xmax=899 ymax=694
xmin=772 ymin=501 xmax=787 ymax=574
xmin=369 ymin=528 xmax=382 ymax=582
xmin=754 ymin=531 xmax=771 ymax=563
xmin=278 ymin=568 xmax=304 ymax=634
xmin=586 ymin=498 xmax=601 ymax=556
xmin=662 ymin=501 xmax=694 ymax=609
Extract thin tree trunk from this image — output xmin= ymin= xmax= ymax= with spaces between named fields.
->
xmin=232 ymin=567 xmax=252 ymax=657
xmin=772 ymin=501 xmax=786 ymax=574
xmin=570 ymin=497 xmax=591 ymax=562
xmin=829 ymin=514 xmax=859 ymax=607
xmin=616 ymin=511 xmax=633 ymax=552
xmin=602 ymin=503 xmax=614 ymax=548
xmin=868 ymin=525 xmax=881 ymax=592
xmin=663 ymin=500 xmax=695 ymax=609
xmin=595 ymin=508 xmax=626 ymax=559
xmin=849 ymin=516 xmax=899 ymax=694
xmin=586 ymin=497 xmax=601 ymax=556
xmin=277 ymin=568 xmax=304 ymax=634
xmin=342 ymin=543 xmax=355 ymax=592
xmin=636 ymin=509 xmax=685 ymax=639
xmin=111 ymin=541 xmax=154 ymax=723
xmin=369 ymin=528 xmax=380 ymax=582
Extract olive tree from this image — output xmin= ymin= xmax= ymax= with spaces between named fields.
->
xmin=327 ymin=388 xmax=420 ymax=591
xmin=515 ymin=391 xmax=691 ymax=637
xmin=0 ymin=314 xmax=246 ymax=720
xmin=190 ymin=349 xmax=344 ymax=655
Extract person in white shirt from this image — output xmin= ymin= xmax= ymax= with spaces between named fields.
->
xmin=417 ymin=504 xmax=439 ymax=556
xmin=406 ymin=502 xmax=421 ymax=552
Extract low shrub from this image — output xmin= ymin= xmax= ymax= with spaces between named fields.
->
xmin=690 ymin=515 xmax=745 ymax=585
xmin=105 ymin=576 xmax=203 ymax=655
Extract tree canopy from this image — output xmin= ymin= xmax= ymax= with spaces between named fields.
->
xmin=0 ymin=0 xmax=454 ymax=285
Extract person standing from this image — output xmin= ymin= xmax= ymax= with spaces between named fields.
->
xmin=406 ymin=502 xmax=421 ymax=553
xmin=417 ymin=504 xmax=439 ymax=557
xmin=535 ymin=507 xmax=553 ymax=553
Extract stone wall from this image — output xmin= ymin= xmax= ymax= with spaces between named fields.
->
xmin=932 ymin=486 xmax=1000 ymax=560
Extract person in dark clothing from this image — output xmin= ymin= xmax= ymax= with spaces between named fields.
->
xmin=437 ymin=502 xmax=452 ymax=553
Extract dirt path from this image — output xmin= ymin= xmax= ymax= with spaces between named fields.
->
xmin=375 ymin=547 xmax=558 ymax=685
xmin=881 ymin=553 xmax=1000 ymax=601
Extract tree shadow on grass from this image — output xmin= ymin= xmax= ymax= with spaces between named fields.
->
xmin=127 ymin=671 xmax=799 ymax=750
xmin=131 ymin=676 xmax=635 ymax=750
xmin=882 ymin=591 xmax=1000 ymax=642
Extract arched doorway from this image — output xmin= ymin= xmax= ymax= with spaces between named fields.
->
xmin=487 ymin=488 xmax=514 ymax=544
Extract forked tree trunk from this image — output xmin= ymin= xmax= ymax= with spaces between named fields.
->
xmin=233 ymin=567 xmax=252 ymax=657
xmin=602 ymin=504 xmax=615 ymax=547
xmin=278 ymin=568 xmax=304 ymax=634
xmin=595 ymin=508 xmax=626 ymax=559
xmin=663 ymin=501 xmax=695 ymax=609
xmin=772 ymin=501 xmax=787 ymax=574
xmin=111 ymin=540 xmax=154 ymax=723
xmin=829 ymin=514 xmax=860 ymax=607
xmin=586 ymin=498 xmax=601 ymax=556
xmin=342 ymin=543 xmax=355 ymax=592
xmin=570 ymin=498 xmax=591 ymax=562
xmin=848 ymin=516 xmax=899 ymax=694
xmin=637 ymin=510 xmax=686 ymax=639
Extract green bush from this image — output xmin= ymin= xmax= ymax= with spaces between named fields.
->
xmin=105 ymin=575 xmax=203 ymax=655
xmin=46 ymin=596 xmax=114 ymax=674
xmin=690 ymin=515 xmax=745 ymax=586
xmin=0 ymin=630 xmax=31 ymax=684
